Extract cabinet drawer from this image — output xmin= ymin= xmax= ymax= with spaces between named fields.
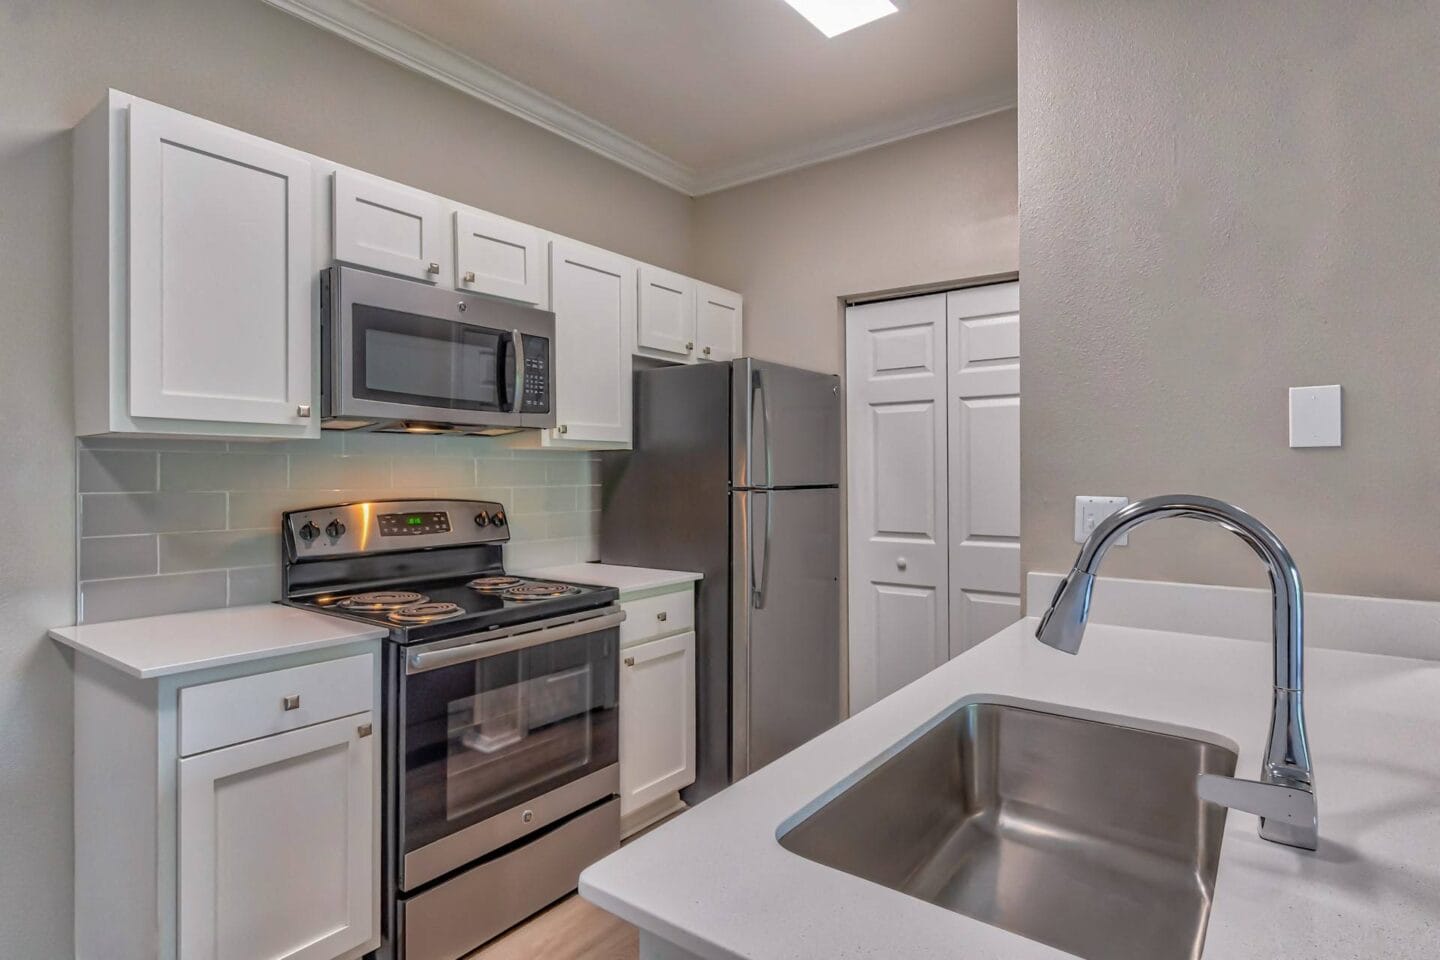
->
xmin=179 ymin=653 xmax=374 ymax=757
xmin=620 ymin=589 xmax=694 ymax=648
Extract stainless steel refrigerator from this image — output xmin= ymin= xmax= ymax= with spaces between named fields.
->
xmin=601 ymin=359 xmax=842 ymax=802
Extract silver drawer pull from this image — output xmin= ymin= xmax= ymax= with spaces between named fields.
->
xmin=426 ymin=261 xmax=440 ymax=275
xmin=656 ymin=611 xmax=668 ymax=622
xmin=282 ymin=695 xmax=300 ymax=711
xmin=463 ymin=270 xmax=476 ymax=283
xmin=624 ymin=657 xmax=635 ymax=667
xmin=357 ymin=722 xmax=372 ymax=738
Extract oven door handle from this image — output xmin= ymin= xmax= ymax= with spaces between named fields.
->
xmin=405 ymin=609 xmax=626 ymax=674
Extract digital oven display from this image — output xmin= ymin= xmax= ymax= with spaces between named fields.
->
xmin=377 ymin=511 xmax=452 ymax=537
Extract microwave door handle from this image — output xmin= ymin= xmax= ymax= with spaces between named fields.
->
xmin=509 ymin=329 xmax=524 ymax=413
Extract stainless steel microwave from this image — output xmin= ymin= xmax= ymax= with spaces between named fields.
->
xmin=320 ymin=265 xmax=555 ymax=434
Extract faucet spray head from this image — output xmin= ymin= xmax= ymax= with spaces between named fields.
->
xmin=1035 ymin=570 xmax=1096 ymax=654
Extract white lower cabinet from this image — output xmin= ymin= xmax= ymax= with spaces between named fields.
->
xmin=71 ymin=643 xmax=381 ymax=960
xmin=178 ymin=712 xmax=376 ymax=960
xmin=619 ymin=629 xmax=697 ymax=828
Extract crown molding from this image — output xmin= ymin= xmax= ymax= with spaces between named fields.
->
xmin=690 ymin=92 xmax=1017 ymax=195
xmin=261 ymin=0 xmax=1016 ymax=198
xmin=259 ymin=0 xmax=697 ymax=192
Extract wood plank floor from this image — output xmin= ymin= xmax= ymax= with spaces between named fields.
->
xmin=464 ymin=893 xmax=637 ymax=960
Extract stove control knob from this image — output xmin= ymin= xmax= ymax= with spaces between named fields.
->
xmin=492 ymin=511 xmax=507 ymax=526
xmin=326 ymin=519 xmax=346 ymax=539
xmin=474 ymin=511 xmax=490 ymax=527
xmin=298 ymin=521 xmax=320 ymax=543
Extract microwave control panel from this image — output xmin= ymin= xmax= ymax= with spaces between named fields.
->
xmin=519 ymin=334 xmax=551 ymax=413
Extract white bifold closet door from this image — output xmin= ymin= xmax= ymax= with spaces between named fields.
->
xmin=845 ymin=282 xmax=1020 ymax=714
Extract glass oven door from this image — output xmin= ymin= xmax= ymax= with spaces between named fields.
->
xmin=398 ymin=613 xmax=620 ymax=889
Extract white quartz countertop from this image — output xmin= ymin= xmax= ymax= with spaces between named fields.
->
xmin=580 ymin=618 xmax=1440 ymax=959
xmin=50 ymin=604 xmax=387 ymax=679
xmin=524 ymin=562 xmax=701 ymax=598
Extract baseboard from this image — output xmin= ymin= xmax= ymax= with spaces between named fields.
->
xmin=1025 ymin=572 xmax=1440 ymax=662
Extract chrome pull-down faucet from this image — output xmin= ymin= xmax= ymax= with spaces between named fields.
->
xmin=1036 ymin=494 xmax=1318 ymax=850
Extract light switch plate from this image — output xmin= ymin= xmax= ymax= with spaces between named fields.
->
xmin=1289 ymin=385 xmax=1342 ymax=447
xmin=1074 ymin=496 xmax=1129 ymax=545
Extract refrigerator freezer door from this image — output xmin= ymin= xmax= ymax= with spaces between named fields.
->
xmin=732 ymin=487 xmax=842 ymax=777
xmin=732 ymin=359 xmax=841 ymax=488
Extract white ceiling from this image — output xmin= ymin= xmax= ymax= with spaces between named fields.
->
xmin=264 ymin=0 xmax=1017 ymax=195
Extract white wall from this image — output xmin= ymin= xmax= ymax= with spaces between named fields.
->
xmin=1019 ymin=0 xmax=1440 ymax=601
xmin=693 ymin=110 xmax=1019 ymax=375
xmin=0 ymin=0 xmax=693 ymax=953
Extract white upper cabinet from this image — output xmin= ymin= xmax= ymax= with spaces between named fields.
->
xmin=454 ymin=207 xmax=547 ymax=307
xmin=333 ymin=169 xmax=448 ymax=284
xmin=545 ymin=238 xmax=636 ymax=447
xmin=127 ymin=100 xmax=314 ymax=427
xmin=72 ymin=91 xmax=318 ymax=439
xmin=637 ymin=265 xmax=697 ymax=359
xmin=695 ymin=282 xmax=742 ymax=363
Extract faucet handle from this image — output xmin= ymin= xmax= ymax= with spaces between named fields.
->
xmin=1197 ymin=774 xmax=1318 ymax=849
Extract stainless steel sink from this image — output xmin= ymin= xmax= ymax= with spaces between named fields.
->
xmin=779 ymin=702 xmax=1238 ymax=960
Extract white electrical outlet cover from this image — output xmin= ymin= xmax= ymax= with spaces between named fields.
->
xmin=1289 ymin=385 xmax=1342 ymax=447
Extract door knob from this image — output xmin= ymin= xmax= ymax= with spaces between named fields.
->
xmin=896 ymin=557 xmax=908 ymax=571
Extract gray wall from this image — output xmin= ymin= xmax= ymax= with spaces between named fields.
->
xmin=77 ymin=435 xmax=602 ymax=623
xmin=694 ymin=110 xmax=1019 ymax=376
xmin=0 ymin=0 xmax=693 ymax=953
xmin=1019 ymin=0 xmax=1440 ymax=601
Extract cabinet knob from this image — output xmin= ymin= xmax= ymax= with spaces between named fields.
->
xmin=357 ymin=722 xmax=372 ymax=738
xmin=656 ymin=611 xmax=668 ymax=622
xmin=522 ymin=809 xmax=535 ymax=823
xmin=282 ymin=695 xmax=300 ymax=711
xmin=558 ymin=424 xmax=568 ymax=435
xmin=296 ymin=403 xmax=312 ymax=417
xmin=463 ymin=271 xmax=476 ymax=283
xmin=686 ymin=341 xmax=694 ymax=351
xmin=896 ymin=557 xmax=908 ymax=571
xmin=703 ymin=346 xmax=712 ymax=356
xmin=427 ymin=261 xmax=440 ymax=275
xmin=624 ymin=656 xmax=635 ymax=667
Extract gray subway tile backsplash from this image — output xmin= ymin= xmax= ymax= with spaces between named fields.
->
xmin=80 ymin=571 xmax=228 ymax=623
xmin=76 ymin=436 xmax=603 ymax=623
xmin=78 ymin=449 xmax=157 ymax=493
xmin=79 ymin=535 xmax=158 ymax=581
xmin=81 ymin=491 xmax=227 ymax=537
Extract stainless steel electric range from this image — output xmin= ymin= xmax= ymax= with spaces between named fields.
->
xmin=280 ymin=499 xmax=623 ymax=960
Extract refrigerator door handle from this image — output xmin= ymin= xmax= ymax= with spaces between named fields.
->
xmin=752 ymin=366 xmax=773 ymax=488
xmin=751 ymin=491 xmax=772 ymax=609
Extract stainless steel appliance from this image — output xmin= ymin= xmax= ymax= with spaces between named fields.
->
xmin=321 ymin=266 xmax=555 ymax=434
xmin=601 ymin=359 xmax=842 ymax=801
xmin=281 ymin=499 xmax=621 ymax=960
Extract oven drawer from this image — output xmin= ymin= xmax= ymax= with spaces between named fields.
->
xmin=401 ymin=797 xmax=620 ymax=960
xmin=620 ymin=589 xmax=694 ymax=649
xmin=179 ymin=653 xmax=374 ymax=757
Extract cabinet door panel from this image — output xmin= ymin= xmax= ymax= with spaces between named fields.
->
xmin=637 ymin=264 xmax=696 ymax=358
xmin=333 ymin=169 xmax=446 ymax=283
xmin=127 ymin=100 xmax=312 ymax=426
xmin=178 ymin=712 xmax=376 ymax=960
xmin=548 ymin=239 xmax=635 ymax=445
xmin=455 ymin=208 xmax=545 ymax=306
xmin=696 ymin=283 xmax=742 ymax=362
xmin=619 ymin=631 xmax=696 ymax=816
